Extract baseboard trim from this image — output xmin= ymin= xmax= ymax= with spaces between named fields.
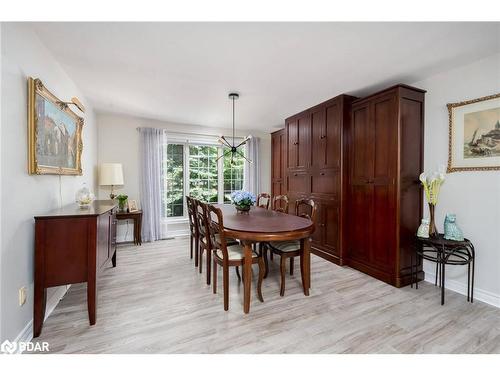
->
xmin=424 ymin=272 xmax=500 ymax=308
xmin=11 ymin=285 xmax=70 ymax=353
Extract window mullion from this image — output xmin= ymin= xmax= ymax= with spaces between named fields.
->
xmin=217 ymin=147 xmax=224 ymax=204
xmin=184 ymin=142 xmax=189 ymax=218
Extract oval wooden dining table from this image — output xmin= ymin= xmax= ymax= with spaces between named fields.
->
xmin=213 ymin=204 xmax=315 ymax=313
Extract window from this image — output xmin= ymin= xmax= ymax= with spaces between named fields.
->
xmin=223 ymin=151 xmax=244 ymax=203
xmin=162 ymin=140 xmax=246 ymax=219
xmin=163 ymin=144 xmax=184 ymax=218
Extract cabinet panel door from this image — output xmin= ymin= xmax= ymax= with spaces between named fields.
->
xmin=325 ymin=102 xmax=341 ymax=169
xmin=286 ymin=120 xmax=298 ymax=169
xmin=287 ymin=171 xmax=310 ymax=194
xmin=370 ymin=95 xmax=397 ymax=270
xmin=311 ymin=107 xmax=326 ymax=168
xmin=322 ymin=201 xmax=339 ymax=255
xmin=297 ymin=114 xmax=311 ymax=169
xmin=272 ymin=131 xmax=284 ymax=180
xmin=351 ymin=103 xmax=372 ymax=183
xmin=310 ymin=202 xmax=323 ymax=247
xmin=311 ymin=169 xmax=338 ymax=196
xmin=348 ymin=185 xmax=372 ymax=263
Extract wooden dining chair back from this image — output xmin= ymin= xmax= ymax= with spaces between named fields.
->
xmin=186 ymin=196 xmax=200 ymax=266
xmin=194 ymin=199 xmax=214 ymax=285
xmin=207 ymin=204 xmax=265 ymax=311
xmin=266 ymin=198 xmax=317 ymax=296
xmin=295 ymin=198 xmax=318 ymax=223
xmin=256 ymin=193 xmax=271 ymax=209
xmin=272 ymin=195 xmax=289 ymax=213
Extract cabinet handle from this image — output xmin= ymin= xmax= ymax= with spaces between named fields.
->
xmin=320 ymin=135 xmax=326 ymax=139
xmin=320 ymin=172 xmax=325 ymax=176
xmin=320 ymin=223 xmax=325 ymax=227
xmin=294 ymin=173 xmax=298 ymax=176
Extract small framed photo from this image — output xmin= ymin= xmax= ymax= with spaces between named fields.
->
xmin=447 ymin=93 xmax=500 ymax=172
xmin=128 ymin=199 xmax=139 ymax=212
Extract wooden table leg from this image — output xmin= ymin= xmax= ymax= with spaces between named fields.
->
xmin=302 ymin=237 xmax=311 ymax=296
xmin=243 ymin=241 xmax=253 ymax=313
xmin=33 ymin=285 xmax=46 ymax=338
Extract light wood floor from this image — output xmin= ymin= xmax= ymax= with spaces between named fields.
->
xmin=32 ymin=237 xmax=500 ymax=354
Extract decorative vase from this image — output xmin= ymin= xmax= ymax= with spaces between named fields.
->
xmin=417 ymin=218 xmax=430 ymax=238
xmin=118 ymin=200 xmax=127 ymax=212
xmin=444 ymin=213 xmax=464 ymax=241
xmin=428 ymin=203 xmax=438 ymax=237
xmin=235 ymin=205 xmax=250 ymax=214
xmin=75 ymin=183 xmax=95 ymax=208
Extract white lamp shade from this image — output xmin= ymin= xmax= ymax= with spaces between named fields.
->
xmin=99 ymin=163 xmax=124 ymax=186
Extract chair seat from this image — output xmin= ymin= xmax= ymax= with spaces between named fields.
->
xmin=269 ymin=240 xmax=301 ymax=252
xmin=216 ymin=245 xmax=259 ymax=261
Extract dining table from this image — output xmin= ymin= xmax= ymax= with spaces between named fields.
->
xmin=213 ymin=204 xmax=315 ymax=313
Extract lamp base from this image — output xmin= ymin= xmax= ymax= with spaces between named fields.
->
xmin=110 ymin=193 xmax=116 ymax=199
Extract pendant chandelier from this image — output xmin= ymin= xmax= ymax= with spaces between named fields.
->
xmin=217 ymin=92 xmax=252 ymax=164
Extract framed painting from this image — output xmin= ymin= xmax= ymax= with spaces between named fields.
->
xmin=447 ymin=93 xmax=500 ymax=172
xmin=28 ymin=77 xmax=84 ymax=175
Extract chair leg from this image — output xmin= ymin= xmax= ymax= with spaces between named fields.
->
xmin=235 ymin=266 xmax=241 ymax=282
xmin=280 ymin=255 xmax=286 ymax=297
xmin=290 ymin=257 xmax=294 ymax=276
xmin=206 ymin=250 xmax=211 ymax=285
xmin=260 ymin=243 xmax=269 ymax=279
xmin=199 ymin=248 xmax=203 ymax=274
xmin=223 ymin=265 xmax=229 ymax=311
xmin=213 ymin=259 xmax=217 ymax=294
xmin=300 ymin=252 xmax=305 ymax=291
xmin=190 ymin=235 xmax=193 ymax=259
xmin=194 ymin=238 xmax=199 ymax=267
xmin=257 ymin=257 xmax=265 ymax=303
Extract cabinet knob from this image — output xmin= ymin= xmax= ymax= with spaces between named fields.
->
xmin=320 ymin=172 xmax=325 ymax=176
xmin=294 ymin=173 xmax=298 ymax=176
xmin=320 ymin=135 xmax=326 ymax=139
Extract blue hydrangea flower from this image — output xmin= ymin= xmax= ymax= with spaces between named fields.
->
xmin=230 ymin=190 xmax=256 ymax=207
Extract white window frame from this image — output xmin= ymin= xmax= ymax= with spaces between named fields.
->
xmin=163 ymin=134 xmax=245 ymax=223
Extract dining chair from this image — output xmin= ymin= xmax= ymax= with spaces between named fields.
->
xmin=264 ymin=195 xmax=290 ymax=265
xmin=256 ymin=193 xmax=271 ymax=209
xmin=208 ymin=204 xmax=265 ymax=311
xmin=266 ymin=198 xmax=317 ymax=296
xmin=194 ymin=200 xmax=212 ymax=285
xmin=272 ymin=195 xmax=289 ymax=213
xmin=186 ymin=196 xmax=199 ymax=267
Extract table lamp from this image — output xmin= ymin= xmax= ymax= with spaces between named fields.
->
xmin=99 ymin=163 xmax=124 ymax=199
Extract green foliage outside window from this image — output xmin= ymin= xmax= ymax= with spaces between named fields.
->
xmin=163 ymin=143 xmax=246 ymax=218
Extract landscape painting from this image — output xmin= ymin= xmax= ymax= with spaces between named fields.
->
xmin=447 ymin=93 xmax=500 ymax=172
xmin=28 ymin=78 xmax=84 ymax=175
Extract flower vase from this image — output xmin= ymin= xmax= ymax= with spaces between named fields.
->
xmin=428 ymin=203 xmax=438 ymax=237
xmin=235 ymin=205 xmax=250 ymax=214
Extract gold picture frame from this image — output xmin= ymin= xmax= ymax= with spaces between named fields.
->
xmin=28 ymin=77 xmax=84 ymax=175
xmin=128 ymin=199 xmax=139 ymax=212
xmin=447 ymin=93 xmax=500 ymax=173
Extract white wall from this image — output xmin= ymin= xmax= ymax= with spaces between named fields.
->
xmin=412 ymin=53 xmax=500 ymax=307
xmin=97 ymin=112 xmax=271 ymax=242
xmin=0 ymin=23 xmax=98 ymax=342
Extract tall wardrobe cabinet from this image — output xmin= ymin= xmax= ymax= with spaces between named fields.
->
xmin=347 ymin=84 xmax=425 ymax=287
xmin=271 ymin=84 xmax=425 ymax=288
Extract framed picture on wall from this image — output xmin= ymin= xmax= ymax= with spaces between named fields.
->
xmin=28 ymin=77 xmax=84 ymax=175
xmin=447 ymin=93 xmax=500 ymax=172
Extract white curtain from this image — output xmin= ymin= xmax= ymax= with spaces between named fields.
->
xmin=138 ymin=127 xmax=167 ymax=242
xmin=244 ymin=136 xmax=261 ymax=195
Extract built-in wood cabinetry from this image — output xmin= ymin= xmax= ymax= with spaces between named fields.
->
xmin=271 ymin=129 xmax=286 ymax=198
xmin=284 ymin=94 xmax=356 ymax=265
xmin=347 ymin=85 xmax=425 ymax=287
xmin=272 ymin=84 xmax=425 ymax=287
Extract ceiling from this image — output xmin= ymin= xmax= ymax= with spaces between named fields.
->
xmin=31 ymin=22 xmax=500 ymax=132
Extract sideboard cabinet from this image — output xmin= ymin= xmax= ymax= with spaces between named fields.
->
xmin=33 ymin=200 xmax=117 ymax=337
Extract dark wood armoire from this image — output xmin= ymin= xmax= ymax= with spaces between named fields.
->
xmin=283 ymin=94 xmax=357 ymax=265
xmin=272 ymin=84 xmax=425 ymax=287
xmin=347 ymin=84 xmax=425 ymax=287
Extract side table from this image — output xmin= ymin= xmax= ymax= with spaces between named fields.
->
xmin=412 ymin=234 xmax=474 ymax=305
xmin=116 ymin=210 xmax=143 ymax=245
